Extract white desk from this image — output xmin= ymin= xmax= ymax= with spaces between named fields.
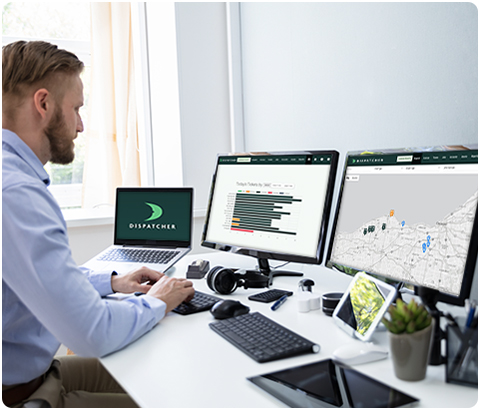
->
xmin=100 ymin=252 xmax=477 ymax=408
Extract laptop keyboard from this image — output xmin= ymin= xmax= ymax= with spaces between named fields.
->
xmin=98 ymin=248 xmax=179 ymax=264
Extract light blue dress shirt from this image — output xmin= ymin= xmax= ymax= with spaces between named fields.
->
xmin=2 ymin=129 xmax=167 ymax=385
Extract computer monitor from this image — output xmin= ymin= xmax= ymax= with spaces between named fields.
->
xmin=202 ymin=150 xmax=339 ymax=283
xmin=326 ymin=145 xmax=478 ymax=364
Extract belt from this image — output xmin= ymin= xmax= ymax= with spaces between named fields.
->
xmin=2 ymin=375 xmax=44 ymax=407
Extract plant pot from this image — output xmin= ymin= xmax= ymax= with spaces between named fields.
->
xmin=388 ymin=319 xmax=435 ymax=381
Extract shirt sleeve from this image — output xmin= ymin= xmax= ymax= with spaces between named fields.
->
xmin=2 ymin=181 xmax=167 ymax=358
xmin=78 ymin=266 xmax=115 ymax=297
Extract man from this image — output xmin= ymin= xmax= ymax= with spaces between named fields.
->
xmin=2 ymin=40 xmax=195 ymax=407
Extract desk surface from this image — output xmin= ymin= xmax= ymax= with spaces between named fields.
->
xmin=100 ymin=252 xmax=477 ymax=408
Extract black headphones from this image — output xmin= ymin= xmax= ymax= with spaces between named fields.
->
xmin=206 ymin=266 xmax=270 ymax=295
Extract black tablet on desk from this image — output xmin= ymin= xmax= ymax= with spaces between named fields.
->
xmin=248 ymin=359 xmax=418 ymax=408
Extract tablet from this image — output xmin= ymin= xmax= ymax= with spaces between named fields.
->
xmin=248 ymin=359 xmax=419 ymax=408
xmin=332 ymin=272 xmax=396 ymax=341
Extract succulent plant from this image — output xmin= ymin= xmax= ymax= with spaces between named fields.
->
xmin=382 ymin=298 xmax=432 ymax=334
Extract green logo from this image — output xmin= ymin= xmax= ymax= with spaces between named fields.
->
xmin=144 ymin=202 xmax=163 ymax=221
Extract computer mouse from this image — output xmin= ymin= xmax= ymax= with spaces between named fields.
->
xmin=333 ymin=342 xmax=388 ymax=365
xmin=210 ymin=300 xmax=250 ymax=320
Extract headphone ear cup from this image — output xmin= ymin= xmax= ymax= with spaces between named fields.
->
xmin=206 ymin=266 xmax=223 ymax=293
xmin=214 ymin=268 xmax=237 ymax=294
xmin=207 ymin=266 xmax=237 ymax=295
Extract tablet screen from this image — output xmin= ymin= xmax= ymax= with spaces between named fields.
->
xmin=248 ymin=359 xmax=418 ymax=408
xmin=336 ymin=275 xmax=387 ymax=335
xmin=333 ymin=272 xmax=396 ymax=341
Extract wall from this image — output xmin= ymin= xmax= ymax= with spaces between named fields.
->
xmin=67 ymin=223 xmax=113 ymax=265
xmin=175 ymin=2 xmax=232 ymax=212
xmin=240 ymin=3 xmax=477 ymax=154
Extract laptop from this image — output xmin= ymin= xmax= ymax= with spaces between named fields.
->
xmin=84 ymin=187 xmax=193 ymax=275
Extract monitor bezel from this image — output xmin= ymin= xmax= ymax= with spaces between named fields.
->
xmin=325 ymin=145 xmax=478 ymax=307
xmin=201 ymin=150 xmax=339 ymax=265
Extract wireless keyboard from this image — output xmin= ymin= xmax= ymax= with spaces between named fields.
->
xmin=173 ymin=291 xmax=222 ymax=315
xmin=209 ymin=312 xmax=320 ymax=363
xmin=248 ymin=289 xmax=293 ymax=303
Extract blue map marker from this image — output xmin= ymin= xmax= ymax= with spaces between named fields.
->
xmin=422 ymin=243 xmax=427 ymax=253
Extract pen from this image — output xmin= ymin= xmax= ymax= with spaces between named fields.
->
xmin=271 ymin=294 xmax=288 ymax=311
xmin=466 ymin=303 xmax=476 ymax=328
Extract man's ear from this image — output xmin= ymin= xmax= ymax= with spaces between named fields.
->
xmin=33 ymin=88 xmax=51 ymax=120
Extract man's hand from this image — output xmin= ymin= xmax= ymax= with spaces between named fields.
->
xmin=147 ymin=276 xmax=195 ymax=314
xmin=111 ymin=266 xmax=164 ymax=294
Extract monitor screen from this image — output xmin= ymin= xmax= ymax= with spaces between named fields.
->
xmin=327 ymin=146 xmax=478 ymax=303
xmin=202 ymin=151 xmax=339 ymax=267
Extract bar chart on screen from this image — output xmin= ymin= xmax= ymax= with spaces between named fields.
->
xmin=224 ymin=190 xmax=303 ymax=236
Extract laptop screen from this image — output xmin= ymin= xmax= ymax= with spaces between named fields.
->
xmin=114 ymin=188 xmax=193 ymax=246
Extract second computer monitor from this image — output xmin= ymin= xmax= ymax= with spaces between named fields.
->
xmin=202 ymin=150 xmax=339 ymax=269
xmin=327 ymin=146 xmax=478 ymax=305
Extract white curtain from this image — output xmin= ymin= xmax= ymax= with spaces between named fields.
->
xmin=82 ymin=2 xmax=140 ymax=208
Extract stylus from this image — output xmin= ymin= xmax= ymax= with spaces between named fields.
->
xmin=271 ymin=295 xmax=288 ymax=311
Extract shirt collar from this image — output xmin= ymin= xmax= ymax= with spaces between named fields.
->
xmin=2 ymin=129 xmax=51 ymax=186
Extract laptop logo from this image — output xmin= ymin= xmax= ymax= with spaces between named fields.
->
xmin=144 ymin=202 xmax=163 ymax=221
xmin=128 ymin=201 xmax=176 ymax=230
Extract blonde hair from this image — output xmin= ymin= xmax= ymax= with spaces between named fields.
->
xmin=2 ymin=41 xmax=84 ymax=119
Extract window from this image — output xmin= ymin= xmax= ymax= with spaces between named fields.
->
xmin=2 ymin=2 xmax=91 ymax=208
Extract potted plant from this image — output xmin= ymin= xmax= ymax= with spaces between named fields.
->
xmin=382 ymin=298 xmax=434 ymax=381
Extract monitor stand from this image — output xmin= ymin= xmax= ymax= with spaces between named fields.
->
xmin=417 ymin=286 xmax=446 ymax=366
xmin=247 ymin=258 xmax=304 ymax=287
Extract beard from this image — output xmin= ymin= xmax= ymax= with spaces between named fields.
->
xmin=44 ymin=106 xmax=76 ymax=165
